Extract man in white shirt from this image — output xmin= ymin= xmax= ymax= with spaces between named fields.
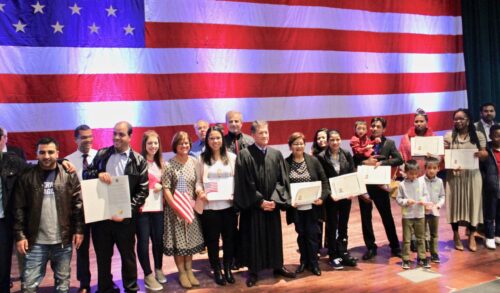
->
xmin=65 ymin=125 xmax=97 ymax=293
xmin=475 ymin=102 xmax=497 ymax=142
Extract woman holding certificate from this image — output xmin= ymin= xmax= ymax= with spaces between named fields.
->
xmin=195 ymin=126 xmax=237 ymax=286
xmin=317 ymin=130 xmax=358 ymax=268
xmin=399 ymin=109 xmax=437 ymax=175
xmin=285 ymin=132 xmax=329 ymax=276
xmin=444 ymin=109 xmax=487 ymax=252
xmin=162 ymin=131 xmax=205 ymax=289
xmin=137 ymin=131 xmax=166 ymax=290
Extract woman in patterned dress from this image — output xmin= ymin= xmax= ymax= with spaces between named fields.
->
xmin=162 ymin=131 xmax=204 ymax=289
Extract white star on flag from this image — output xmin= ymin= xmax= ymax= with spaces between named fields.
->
xmin=51 ymin=21 xmax=64 ymax=34
xmin=31 ymin=1 xmax=45 ymax=14
xmin=124 ymin=24 xmax=135 ymax=35
xmin=69 ymin=3 xmax=82 ymax=15
xmin=106 ymin=5 xmax=117 ymax=17
xmin=0 ymin=3 xmax=6 ymax=13
xmin=88 ymin=22 xmax=100 ymax=34
xmin=12 ymin=20 xmax=27 ymax=33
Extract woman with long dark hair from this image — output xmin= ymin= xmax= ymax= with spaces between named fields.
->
xmin=195 ymin=127 xmax=237 ymax=286
xmin=311 ymin=128 xmax=328 ymax=157
xmin=444 ymin=109 xmax=488 ymax=251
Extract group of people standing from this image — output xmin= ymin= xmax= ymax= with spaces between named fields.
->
xmin=0 ymin=104 xmax=499 ymax=292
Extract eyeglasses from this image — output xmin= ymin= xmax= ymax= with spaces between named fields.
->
xmin=292 ymin=143 xmax=305 ymax=146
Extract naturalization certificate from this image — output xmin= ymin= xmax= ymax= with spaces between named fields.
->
xmin=357 ymin=165 xmax=391 ymax=185
xmin=444 ymin=149 xmax=478 ymax=170
xmin=329 ymin=172 xmax=367 ymax=200
xmin=290 ymin=181 xmax=322 ymax=206
xmin=80 ymin=175 xmax=132 ymax=223
xmin=204 ymin=177 xmax=234 ymax=201
xmin=411 ymin=136 xmax=445 ymax=156
xmin=142 ymin=189 xmax=164 ymax=212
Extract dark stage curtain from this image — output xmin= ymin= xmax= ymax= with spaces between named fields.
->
xmin=462 ymin=0 xmax=500 ymax=116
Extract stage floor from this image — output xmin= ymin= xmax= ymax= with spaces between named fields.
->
xmin=10 ymin=199 xmax=500 ymax=292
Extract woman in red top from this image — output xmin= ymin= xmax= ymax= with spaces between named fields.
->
xmin=399 ymin=109 xmax=437 ymax=176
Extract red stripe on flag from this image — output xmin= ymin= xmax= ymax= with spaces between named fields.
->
xmin=9 ymin=111 xmax=455 ymax=159
xmin=173 ymin=191 xmax=194 ymax=221
xmin=218 ymin=0 xmax=461 ymax=16
xmin=0 ymin=72 xmax=466 ymax=103
xmin=145 ymin=23 xmax=463 ymax=53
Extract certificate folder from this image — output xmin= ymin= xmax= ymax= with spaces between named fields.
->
xmin=329 ymin=172 xmax=367 ymax=200
xmin=444 ymin=149 xmax=478 ymax=170
xmin=81 ymin=175 xmax=132 ymax=223
xmin=357 ymin=165 xmax=391 ymax=185
xmin=411 ymin=136 xmax=445 ymax=156
xmin=290 ymin=181 xmax=321 ymax=206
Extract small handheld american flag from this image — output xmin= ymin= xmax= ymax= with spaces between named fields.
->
xmin=204 ymin=181 xmax=218 ymax=194
xmin=172 ymin=174 xmax=195 ymax=223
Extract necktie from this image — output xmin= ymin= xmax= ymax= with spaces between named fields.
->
xmin=234 ymin=138 xmax=240 ymax=154
xmin=82 ymin=153 xmax=89 ymax=171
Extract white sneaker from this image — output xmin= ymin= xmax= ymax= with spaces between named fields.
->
xmin=495 ymin=236 xmax=500 ymax=245
xmin=485 ymin=238 xmax=496 ymax=250
xmin=155 ymin=269 xmax=167 ymax=284
xmin=144 ymin=273 xmax=163 ymax=291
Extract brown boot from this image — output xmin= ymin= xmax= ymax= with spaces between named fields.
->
xmin=454 ymin=231 xmax=464 ymax=251
xmin=468 ymin=234 xmax=477 ymax=252
xmin=178 ymin=271 xmax=192 ymax=289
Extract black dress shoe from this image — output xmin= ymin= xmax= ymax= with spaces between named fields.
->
xmin=391 ymin=249 xmax=402 ymax=258
xmin=214 ymin=269 xmax=226 ymax=286
xmin=362 ymin=248 xmax=377 ymax=260
xmin=295 ymin=263 xmax=306 ymax=274
xmin=310 ymin=266 xmax=321 ymax=276
xmin=341 ymin=253 xmax=358 ymax=267
xmin=273 ymin=267 xmax=296 ymax=278
xmin=224 ymin=263 xmax=235 ymax=284
xmin=246 ymin=273 xmax=258 ymax=287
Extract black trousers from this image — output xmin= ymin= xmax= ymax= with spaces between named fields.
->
xmin=76 ymin=224 xmax=92 ymax=288
xmin=483 ymin=192 xmax=500 ymax=239
xmin=295 ymin=209 xmax=320 ymax=267
xmin=200 ymin=207 xmax=237 ymax=269
xmin=0 ymin=219 xmax=13 ymax=293
xmin=358 ymin=185 xmax=400 ymax=251
xmin=325 ymin=197 xmax=352 ymax=257
xmin=92 ymin=219 xmax=138 ymax=293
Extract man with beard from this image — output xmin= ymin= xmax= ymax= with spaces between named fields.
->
xmin=475 ymin=102 xmax=497 ymax=142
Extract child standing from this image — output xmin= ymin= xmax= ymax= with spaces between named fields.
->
xmin=423 ymin=157 xmax=445 ymax=262
xmin=480 ymin=124 xmax=500 ymax=250
xmin=350 ymin=121 xmax=381 ymax=159
xmin=396 ymin=160 xmax=431 ymax=269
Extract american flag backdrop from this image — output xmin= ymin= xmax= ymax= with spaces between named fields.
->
xmin=0 ymin=0 xmax=466 ymax=159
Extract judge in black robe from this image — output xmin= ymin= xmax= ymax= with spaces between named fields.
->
xmin=234 ymin=121 xmax=295 ymax=287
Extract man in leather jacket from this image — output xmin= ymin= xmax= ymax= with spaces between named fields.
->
xmin=13 ymin=137 xmax=84 ymax=293
xmin=0 ymin=147 xmax=28 ymax=292
xmin=83 ymin=121 xmax=148 ymax=293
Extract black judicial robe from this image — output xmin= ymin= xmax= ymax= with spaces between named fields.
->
xmin=234 ymin=144 xmax=291 ymax=272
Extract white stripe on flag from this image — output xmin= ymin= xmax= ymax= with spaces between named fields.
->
xmin=0 ymin=47 xmax=465 ymax=74
xmin=145 ymin=0 xmax=463 ymax=35
xmin=0 ymin=91 xmax=467 ymax=132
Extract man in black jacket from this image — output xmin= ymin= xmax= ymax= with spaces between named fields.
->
xmin=356 ymin=117 xmax=402 ymax=260
xmin=0 ymin=131 xmax=28 ymax=292
xmin=13 ymin=137 xmax=84 ymax=293
xmin=83 ymin=121 xmax=148 ymax=293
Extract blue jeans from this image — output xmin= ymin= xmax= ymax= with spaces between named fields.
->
xmin=23 ymin=243 xmax=72 ymax=293
xmin=136 ymin=212 xmax=164 ymax=276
